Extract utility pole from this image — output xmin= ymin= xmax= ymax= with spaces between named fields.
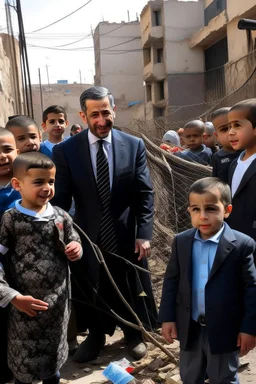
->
xmin=79 ymin=69 xmax=82 ymax=91
xmin=38 ymin=68 xmax=43 ymax=115
xmin=46 ymin=64 xmax=50 ymax=91
xmin=127 ymin=10 xmax=130 ymax=22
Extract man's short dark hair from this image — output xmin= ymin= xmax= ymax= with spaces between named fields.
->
xmin=229 ymin=99 xmax=256 ymax=129
xmin=5 ymin=115 xmax=39 ymax=132
xmin=188 ymin=177 xmax=231 ymax=206
xmin=211 ymin=107 xmax=231 ymax=121
xmin=80 ymin=86 xmax=115 ymax=112
xmin=13 ymin=152 xmax=55 ymax=178
xmin=42 ymin=105 xmax=67 ymax=123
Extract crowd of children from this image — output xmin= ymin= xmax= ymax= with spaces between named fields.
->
xmin=160 ymin=98 xmax=256 ymax=383
xmin=0 ymin=97 xmax=256 ymax=384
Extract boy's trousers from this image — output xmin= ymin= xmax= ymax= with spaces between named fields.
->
xmin=180 ymin=321 xmax=239 ymax=384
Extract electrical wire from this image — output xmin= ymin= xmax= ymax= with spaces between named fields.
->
xmin=27 ymin=0 xmax=93 ymax=34
xmin=27 ymin=36 xmax=141 ymax=51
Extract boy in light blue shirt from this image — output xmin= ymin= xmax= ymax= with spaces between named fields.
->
xmin=159 ymin=177 xmax=256 ymax=384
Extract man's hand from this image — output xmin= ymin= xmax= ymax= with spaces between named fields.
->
xmin=162 ymin=322 xmax=177 ymax=344
xmin=11 ymin=295 xmax=49 ymax=317
xmin=65 ymin=241 xmax=82 ymax=261
xmin=135 ymin=239 xmax=151 ymax=261
xmin=237 ymin=332 xmax=255 ymax=356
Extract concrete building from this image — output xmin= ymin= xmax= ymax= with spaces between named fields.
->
xmin=189 ymin=0 xmax=256 ymax=102
xmin=0 ymin=33 xmax=23 ymax=127
xmin=140 ymin=0 xmax=205 ymax=120
xmin=93 ymin=21 xmax=144 ymax=127
xmin=32 ymin=83 xmax=93 ymax=136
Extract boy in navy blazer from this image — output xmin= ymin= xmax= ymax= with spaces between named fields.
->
xmin=227 ymin=98 xmax=256 ymax=240
xmin=159 ymin=177 xmax=256 ymax=384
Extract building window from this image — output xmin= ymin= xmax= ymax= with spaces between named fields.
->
xmin=159 ymin=80 xmax=165 ymax=100
xmin=146 ymin=83 xmax=152 ymax=102
xmin=156 ymin=48 xmax=163 ymax=63
xmin=152 ymin=10 xmax=161 ymax=26
xmin=155 ymin=80 xmax=165 ymax=101
xmin=204 ymin=37 xmax=228 ymax=101
xmin=204 ymin=0 xmax=226 ymax=26
xmin=154 ymin=107 xmax=164 ymax=118
xmin=143 ymin=48 xmax=151 ymax=66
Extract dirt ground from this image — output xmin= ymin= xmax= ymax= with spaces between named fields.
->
xmin=60 ymin=330 xmax=256 ymax=384
xmin=59 ymin=251 xmax=256 ymax=384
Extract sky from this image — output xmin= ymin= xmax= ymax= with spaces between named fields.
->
xmin=0 ymin=0 xmax=197 ymax=85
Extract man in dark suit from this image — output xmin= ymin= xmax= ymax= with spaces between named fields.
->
xmin=52 ymin=86 xmax=157 ymax=362
xmin=159 ymin=177 xmax=256 ymax=384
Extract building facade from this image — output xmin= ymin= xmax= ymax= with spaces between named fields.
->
xmin=0 ymin=33 xmax=23 ymax=127
xmin=32 ymin=83 xmax=93 ymax=136
xmin=93 ymin=21 xmax=144 ymax=127
xmin=140 ymin=0 xmax=205 ymax=120
xmin=189 ymin=0 xmax=256 ymax=104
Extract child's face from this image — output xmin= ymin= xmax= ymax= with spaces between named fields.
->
xmin=42 ymin=113 xmax=68 ymax=141
xmin=212 ymin=114 xmax=233 ymax=151
xmin=12 ymin=167 xmax=55 ymax=211
xmin=203 ymin=132 xmax=216 ymax=149
xmin=0 ymin=135 xmax=17 ymax=180
xmin=183 ymin=128 xmax=203 ymax=150
xmin=8 ymin=124 xmax=41 ymax=153
xmin=228 ymin=109 xmax=256 ymax=151
xmin=188 ymin=190 xmax=232 ymax=240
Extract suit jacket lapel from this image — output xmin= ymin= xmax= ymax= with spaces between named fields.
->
xmin=233 ymin=158 xmax=256 ymax=198
xmin=77 ymin=129 xmax=98 ymax=195
xmin=208 ymin=224 xmax=236 ymax=280
xmin=111 ymin=129 xmax=126 ymax=193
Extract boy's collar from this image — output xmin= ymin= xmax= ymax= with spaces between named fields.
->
xmin=194 ymin=224 xmax=225 ymax=243
xmin=0 ymin=182 xmax=11 ymax=190
xmin=15 ymin=200 xmax=54 ymax=221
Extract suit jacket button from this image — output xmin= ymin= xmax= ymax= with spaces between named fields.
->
xmin=186 ymin=305 xmax=189 ymax=311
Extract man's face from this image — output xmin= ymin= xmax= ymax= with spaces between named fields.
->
xmin=79 ymin=97 xmax=115 ymax=138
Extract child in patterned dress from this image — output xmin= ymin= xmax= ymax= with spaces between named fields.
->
xmin=0 ymin=152 xmax=82 ymax=384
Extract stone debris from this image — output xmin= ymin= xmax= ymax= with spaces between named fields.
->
xmin=148 ymin=357 xmax=164 ymax=371
xmin=165 ymin=373 xmax=182 ymax=384
xmin=83 ymin=367 xmax=92 ymax=373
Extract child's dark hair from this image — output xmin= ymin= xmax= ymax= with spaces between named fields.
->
xmin=188 ymin=177 xmax=231 ymax=206
xmin=5 ymin=115 xmax=39 ymax=132
xmin=13 ymin=152 xmax=55 ymax=178
xmin=211 ymin=107 xmax=231 ymax=121
xmin=229 ymin=99 xmax=256 ymax=128
xmin=42 ymin=105 xmax=67 ymax=123
xmin=184 ymin=120 xmax=205 ymax=135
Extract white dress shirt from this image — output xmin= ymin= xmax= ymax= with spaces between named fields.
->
xmin=231 ymin=151 xmax=256 ymax=197
xmin=88 ymin=130 xmax=114 ymax=189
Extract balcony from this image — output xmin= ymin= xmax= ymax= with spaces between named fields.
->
xmin=143 ymin=62 xmax=166 ymax=82
xmin=189 ymin=10 xmax=227 ymax=49
xmin=142 ymin=25 xmax=164 ymax=48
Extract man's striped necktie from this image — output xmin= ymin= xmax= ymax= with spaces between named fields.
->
xmin=96 ymin=140 xmax=118 ymax=253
